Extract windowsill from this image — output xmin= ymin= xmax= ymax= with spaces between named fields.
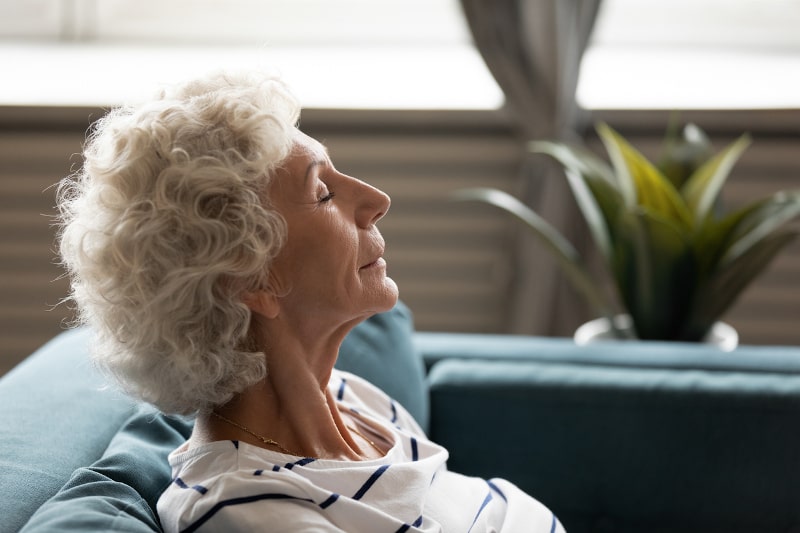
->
xmin=0 ymin=42 xmax=504 ymax=110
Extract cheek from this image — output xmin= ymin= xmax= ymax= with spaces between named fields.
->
xmin=274 ymin=211 xmax=360 ymax=287
xmin=317 ymin=216 xmax=358 ymax=265
xmin=277 ymin=232 xmax=355 ymax=287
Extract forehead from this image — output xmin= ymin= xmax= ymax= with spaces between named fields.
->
xmin=271 ymin=131 xmax=329 ymax=191
xmin=289 ymin=130 xmax=329 ymax=164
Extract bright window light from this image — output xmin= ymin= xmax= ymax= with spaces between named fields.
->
xmin=0 ymin=0 xmax=503 ymax=109
xmin=578 ymin=0 xmax=800 ymax=109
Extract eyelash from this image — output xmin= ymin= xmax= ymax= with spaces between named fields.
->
xmin=318 ymin=191 xmax=336 ymax=203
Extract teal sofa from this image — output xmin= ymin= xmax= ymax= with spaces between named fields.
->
xmin=3 ymin=303 xmax=800 ymax=532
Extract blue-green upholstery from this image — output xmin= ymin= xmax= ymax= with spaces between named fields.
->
xmin=422 ymin=334 xmax=800 ymax=533
xmin=3 ymin=307 xmax=800 ymax=532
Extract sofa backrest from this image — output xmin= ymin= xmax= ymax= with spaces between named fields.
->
xmin=423 ymin=334 xmax=800 ymax=533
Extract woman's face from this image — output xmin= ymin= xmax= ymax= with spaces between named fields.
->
xmin=265 ymin=130 xmax=398 ymax=329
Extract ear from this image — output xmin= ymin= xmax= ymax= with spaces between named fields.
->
xmin=242 ymin=290 xmax=280 ymax=319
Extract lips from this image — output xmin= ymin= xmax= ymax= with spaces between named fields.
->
xmin=359 ymin=245 xmax=386 ymax=270
xmin=360 ymin=257 xmax=386 ymax=271
xmin=359 ymin=255 xmax=383 ymax=269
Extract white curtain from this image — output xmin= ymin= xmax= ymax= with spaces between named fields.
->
xmin=460 ymin=0 xmax=603 ymax=335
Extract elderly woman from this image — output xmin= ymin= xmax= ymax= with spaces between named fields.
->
xmin=57 ymin=71 xmax=563 ymax=532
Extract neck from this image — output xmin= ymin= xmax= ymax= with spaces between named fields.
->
xmin=191 ymin=319 xmax=382 ymax=460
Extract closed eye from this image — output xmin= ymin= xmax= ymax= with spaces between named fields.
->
xmin=319 ymin=191 xmax=336 ymax=203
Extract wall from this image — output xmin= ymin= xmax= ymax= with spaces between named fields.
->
xmin=0 ymin=106 xmax=522 ymax=375
xmin=1 ymin=106 xmax=798 ymax=376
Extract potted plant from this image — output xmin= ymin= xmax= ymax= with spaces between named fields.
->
xmin=455 ymin=122 xmax=800 ymax=345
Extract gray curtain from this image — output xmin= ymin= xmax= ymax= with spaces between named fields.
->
xmin=460 ymin=0 xmax=603 ymax=335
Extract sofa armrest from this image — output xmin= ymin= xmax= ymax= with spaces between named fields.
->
xmin=426 ymin=355 xmax=800 ymax=533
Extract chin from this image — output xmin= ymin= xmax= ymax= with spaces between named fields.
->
xmin=365 ymin=278 xmax=400 ymax=316
xmin=382 ymin=277 xmax=400 ymax=310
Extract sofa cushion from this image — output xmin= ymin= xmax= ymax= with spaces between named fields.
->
xmin=0 ymin=327 xmax=137 ymax=533
xmin=20 ymin=406 xmax=191 ymax=532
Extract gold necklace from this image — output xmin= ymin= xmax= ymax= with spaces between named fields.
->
xmin=346 ymin=422 xmax=385 ymax=456
xmin=211 ymin=411 xmax=298 ymax=456
xmin=211 ymin=411 xmax=384 ymax=457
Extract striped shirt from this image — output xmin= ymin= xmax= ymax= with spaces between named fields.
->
xmin=157 ymin=370 xmax=564 ymax=532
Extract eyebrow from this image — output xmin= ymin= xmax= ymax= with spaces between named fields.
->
xmin=303 ymin=145 xmax=331 ymax=185
xmin=303 ymin=159 xmax=327 ymax=187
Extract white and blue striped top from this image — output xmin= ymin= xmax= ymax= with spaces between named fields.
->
xmin=157 ymin=369 xmax=564 ymax=532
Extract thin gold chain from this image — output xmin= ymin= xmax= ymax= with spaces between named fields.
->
xmin=211 ymin=411 xmax=298 ymax=456
xmin=346 ymin=422 xmax=385 ymax=456
xmin=211 ymin=411 xmax=384 ymax=457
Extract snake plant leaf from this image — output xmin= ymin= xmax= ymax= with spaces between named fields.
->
xmin=595 ymin=123 xmax=636 ymax=207
xmin=691 ymin=190 xmax=800 ymax=284
xmin=611 ymin=207 xmax=695 ymax=340
xmin=451 ymin=187 xmax=615 ymax=320
xmin=597 ymin=122 xmax=693 ymax=230
xmin=658 ymin=122 xmax=714 ymax=190
xmin=529 ymin=141 xmax=620 ymax=260
xmin=611 ymin=210 xmax=653 ymax=324
xmin=688 ymin=229 xmax=798 ymax=339
xmin=582 ymin=171 xmax=628 ymax=251
xmin=691 ymin=208 xmax=745 ymax=282
xmin=562 ymin=168 xmax=613 ymax=260
xmin=721 ymin=190 xmax=800 ymax=265
xmin=681 ymin=134 xmax=751 ymax=224
xmin=528 ymin=140 xmax=617 ymax=186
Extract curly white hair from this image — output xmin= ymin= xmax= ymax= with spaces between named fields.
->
xmin=57 ymin=71 xmax=300 ymax=415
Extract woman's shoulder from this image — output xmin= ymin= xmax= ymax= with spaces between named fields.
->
xmin=168 ymin=438 xmax=240 ymax=467
xmin=158 ymin=441 xmax=340 ymax=533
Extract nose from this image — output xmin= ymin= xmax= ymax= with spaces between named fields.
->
xmin=354 ymin=178 xmax=391 ymax=228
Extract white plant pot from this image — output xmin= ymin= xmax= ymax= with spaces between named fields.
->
xmin=574 ymin=314 xmax=739 ymax=352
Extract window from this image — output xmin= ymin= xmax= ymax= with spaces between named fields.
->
xmin=578 ymin=0 xmax=800 ymax=109
xmin=0 ymin=0 xmax=503 ymax=109
xmin=8 ymin=1 xmax=794 ymax=111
